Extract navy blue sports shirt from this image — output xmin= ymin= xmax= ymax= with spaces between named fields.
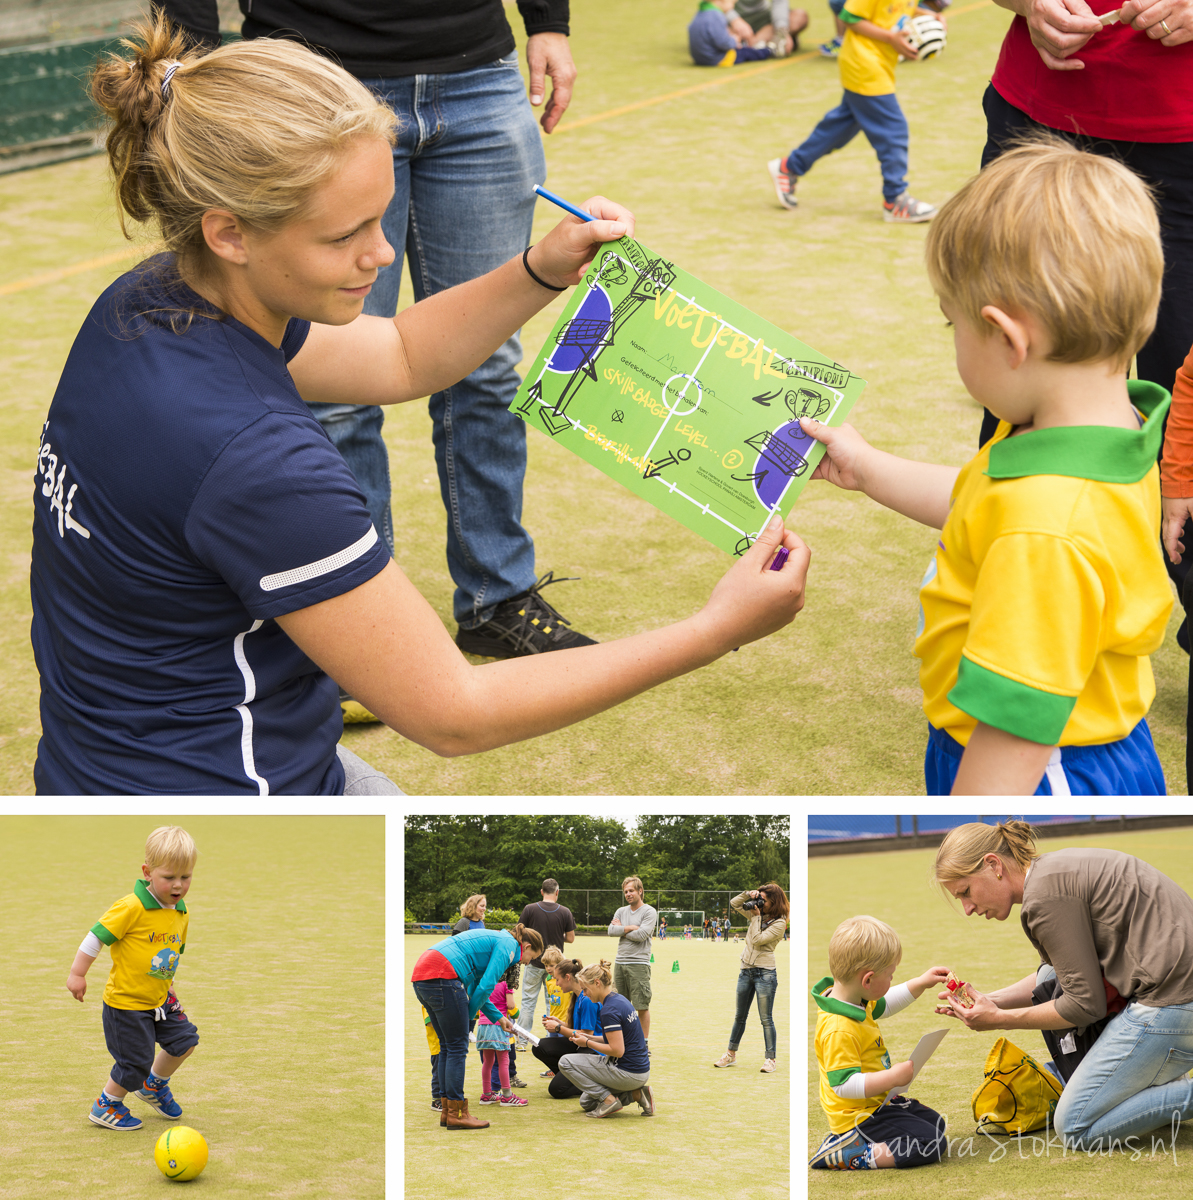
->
xmin=31 ymin=259 xmax=391 ymax=794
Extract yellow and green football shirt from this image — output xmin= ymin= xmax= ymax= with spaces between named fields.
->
xmin=92 ymin=878 xmax=188 ymax=1010
xmin=544 ymin=973 xmax=571 ymax=1023
xmin=812 ymin=977 xmax=893 ymax=1133
xmin=839 ymin=0 xmax=918 ymax=95
xmin=916 ymin=380 xmax=1174 ymax=748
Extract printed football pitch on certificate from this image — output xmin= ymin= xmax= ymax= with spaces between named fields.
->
xmin=511 ymin=237 xmax=867 ymax=556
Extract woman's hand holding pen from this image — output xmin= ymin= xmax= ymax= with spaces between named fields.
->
xmin=525 ymin=197 xmax=636 ymax=291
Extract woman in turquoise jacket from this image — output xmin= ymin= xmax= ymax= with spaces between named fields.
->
xmin=412 ymin=923 xmax=543 ymax=1129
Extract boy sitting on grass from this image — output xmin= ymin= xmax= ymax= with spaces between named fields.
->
xmin=810 ymin=916 xmax=948 ymax=1170
xmin=68 ymin=825 xmax=199 ymax=1130
xmin=803 ymin=139 xmax=1173 ymax=795
xmin=689 ymin=0 xmax=794 ymax=66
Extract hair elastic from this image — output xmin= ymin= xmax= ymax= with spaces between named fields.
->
xmin=523 ymin=245 xmax=566 ymax=292
xmin=160 ymin=61 xmax=183 ymax=97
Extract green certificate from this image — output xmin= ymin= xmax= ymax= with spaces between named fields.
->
xmin=511 ymin=236 xmax=866 ymax=556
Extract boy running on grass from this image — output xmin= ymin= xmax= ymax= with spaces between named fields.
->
xmin=803 ymin=139 xmax=1174 ymax=795
xmin=766 ymin=0 xmax=943 ymax=220
xmin=67 ymin=825 xmax=200 ymax=1131
xmin=810 ymin=916 xmax=949 ymax=1170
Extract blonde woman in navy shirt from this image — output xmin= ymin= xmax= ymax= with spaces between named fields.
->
xmin=30 ymin=17 xmax=809 ymax=795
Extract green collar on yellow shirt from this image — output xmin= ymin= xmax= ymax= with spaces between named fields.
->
xmin=811 ymin=975 xmax=882 ymax=1021
xmin=135 ymin=877 xmax=187 ymax=914
xmin=985 ymin=379 xmax=1170 ymax=484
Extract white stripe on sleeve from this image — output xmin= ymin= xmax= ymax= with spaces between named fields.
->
xmin=79 ymin=931 xmax=103 ymax=957
xmin=259 ymin=527 xmax=378 ymax=592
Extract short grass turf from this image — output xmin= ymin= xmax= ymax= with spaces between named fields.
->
xmin=807 ymin=827 xmax=1193 ymax=1194
xmin=404 ymin=932 xmax=789 ymax=1199
xmin=0 ymin=816 xmax=383 ymax=1199
xmin=0 ymin=0 xmax=1186 ymax=794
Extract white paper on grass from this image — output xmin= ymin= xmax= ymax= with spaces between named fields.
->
xmin=878 ymin=1028 xmax=949 ymax=1108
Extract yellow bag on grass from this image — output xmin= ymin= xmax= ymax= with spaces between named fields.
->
xmin=971 ymin=1037 xmax=1063 ymax=1135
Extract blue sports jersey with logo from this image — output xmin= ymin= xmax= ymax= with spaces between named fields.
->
xmin=30 ymin=260 xmax=390 ymax=794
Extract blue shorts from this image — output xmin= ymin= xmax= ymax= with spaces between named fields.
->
xmin=813 ymin=1095 xmax=945 ymax=1169
xmin=924 ymin=720 xmax=1166 ymax=795
xmin=102 ymin=1000 xmax=199 ymax=1090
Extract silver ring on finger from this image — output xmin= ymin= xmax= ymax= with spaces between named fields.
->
xmin=1159 ymin=17 xmax=1173 ymax=34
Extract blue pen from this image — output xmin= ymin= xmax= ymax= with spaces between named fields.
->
xmin=534 ymin=184 xmax=596 ymax=224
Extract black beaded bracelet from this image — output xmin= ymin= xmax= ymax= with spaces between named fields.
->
xmin=523 ymin=245 xmax=567 ymax=292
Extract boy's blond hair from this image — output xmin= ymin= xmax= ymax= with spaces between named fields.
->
xmin=145 ymin=825 xmax=197 ymax=872
xmin=924 ymin=137 xmax=1162 ymax=372
xmin=828 ymin=915 xmax=900 ymax=983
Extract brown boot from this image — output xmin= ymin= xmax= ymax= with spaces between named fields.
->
xmin=445 ymin=1097 xmax=490 ymax=1131
xmin=439 ymin=1100 xmax=447 ymax=1128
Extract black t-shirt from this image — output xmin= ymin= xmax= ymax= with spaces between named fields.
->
xmin=518 ymin=901 xmax=575 ymax=966
xmin=159 ymin=0 xmax=570 ymax=78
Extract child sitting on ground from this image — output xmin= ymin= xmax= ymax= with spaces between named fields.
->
xmin=729 ymin=0 xmax=811 ymax=56
xmin=803 ymin=139 xmax=1173 ymax=795
xmin=810 ymin=916 xmax=949 ymax=1170
xmin=689 ymin=0 xmax=793 ymax=66
xmin=767 ymin=0 xmax=944 ymax=220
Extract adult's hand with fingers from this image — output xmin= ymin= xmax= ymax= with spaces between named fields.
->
xmin=1117 ymin=0 xmax=1193 ymax=42
xmin=527 ymin=197 xmax=635 ymax=289
xmin=1162 ymin=496 xmax=1193 ymax=563
xmin=526 ymin=32 xmax=577 ymax=134
xmin=946 ymin=987 xmax=1005 ymax=1030
xmin=996 ymin=0 xmax=1103 ymax=67
xmin=694 ymin=513 xmax=810 ymax=653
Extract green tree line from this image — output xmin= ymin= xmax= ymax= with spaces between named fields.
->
xmin=404 ymin=815 xmax=789 ymax=922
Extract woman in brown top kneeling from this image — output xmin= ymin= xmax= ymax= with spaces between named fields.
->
xmin=933 ymin=820 xmax=1193 ymax=1151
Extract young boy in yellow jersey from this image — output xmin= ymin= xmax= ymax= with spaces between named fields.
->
xmin=803 ymin=139 xmax=1173 ymax=795
xmin=810 ymin=916 xmax=949 ymax=1170
xmin=67 ymin=826 xmax=200 ymax=1131
xmin=767 ymin=0 xmax=941 ymax=220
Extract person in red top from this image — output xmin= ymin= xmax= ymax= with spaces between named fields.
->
xmin=977 ymin=0 xmax=1193 ymax=788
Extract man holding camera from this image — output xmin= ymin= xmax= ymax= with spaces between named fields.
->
xmin=608 ymin=875 xmax=658 ymax=1041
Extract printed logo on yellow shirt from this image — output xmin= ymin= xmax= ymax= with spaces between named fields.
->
xmin=148 ymin=946 xmax=181 ymax=980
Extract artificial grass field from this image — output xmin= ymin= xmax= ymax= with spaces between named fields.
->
xmin=0 ymin=0 xmax=1186 ymax=794
xmin=807 ymin=827 xmax=1193 ymax=1194
xmin=0 ymin=816 xmax=384 ymax=1199
xmin=404 ymin=931 xmax=790 ymax=1199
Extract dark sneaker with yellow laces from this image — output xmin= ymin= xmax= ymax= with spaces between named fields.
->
xmin=455 ymin=572 xmax=597 ymax=658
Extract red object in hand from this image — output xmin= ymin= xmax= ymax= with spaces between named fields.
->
xmin=946 ymin=971 xmax=975 ymax=1008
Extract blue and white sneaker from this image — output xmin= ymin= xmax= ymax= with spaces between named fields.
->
xmin=89 ymin=1094 xmax=143 ymax=1131
xmin=809 ymin=1128 xmax=874 ymax=1169
xmin=134 ymin=1074 xmax=182 ymax=1118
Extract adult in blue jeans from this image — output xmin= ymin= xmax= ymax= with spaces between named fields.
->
xmin=934 ymin=820 xmax=1193 ymax=1151
xmin=412 ymin=924 xmax=544 ymax=1130
xmin=714 ymin=884 xmax=789 ymax=1073
xmin=160 ymin=1 xmax=594 ymax=725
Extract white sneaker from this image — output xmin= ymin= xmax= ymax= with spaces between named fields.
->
xmin=713 ymin=1052 xmax=737 ymax=1068
xmin=766 ymin=158 xmax=799 ymax=210
xmin=760 ymin=1059 xmax=777 ymax=1073
xmin=883 ymin=192 xmax=937 ymax=223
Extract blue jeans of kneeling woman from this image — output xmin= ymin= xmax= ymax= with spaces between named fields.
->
xmin=729 ymin=966 xmax=778 ymax=1059
xmin=1053 ymin=993 xmax=1193 ymax=1149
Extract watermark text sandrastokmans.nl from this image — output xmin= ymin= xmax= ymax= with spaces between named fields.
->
xmin=883 ymin=1111 xmax=1183 ymax=1164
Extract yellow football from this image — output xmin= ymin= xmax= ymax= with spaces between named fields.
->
xmin=154 ymin=1126 xmax=209 ymax=1182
